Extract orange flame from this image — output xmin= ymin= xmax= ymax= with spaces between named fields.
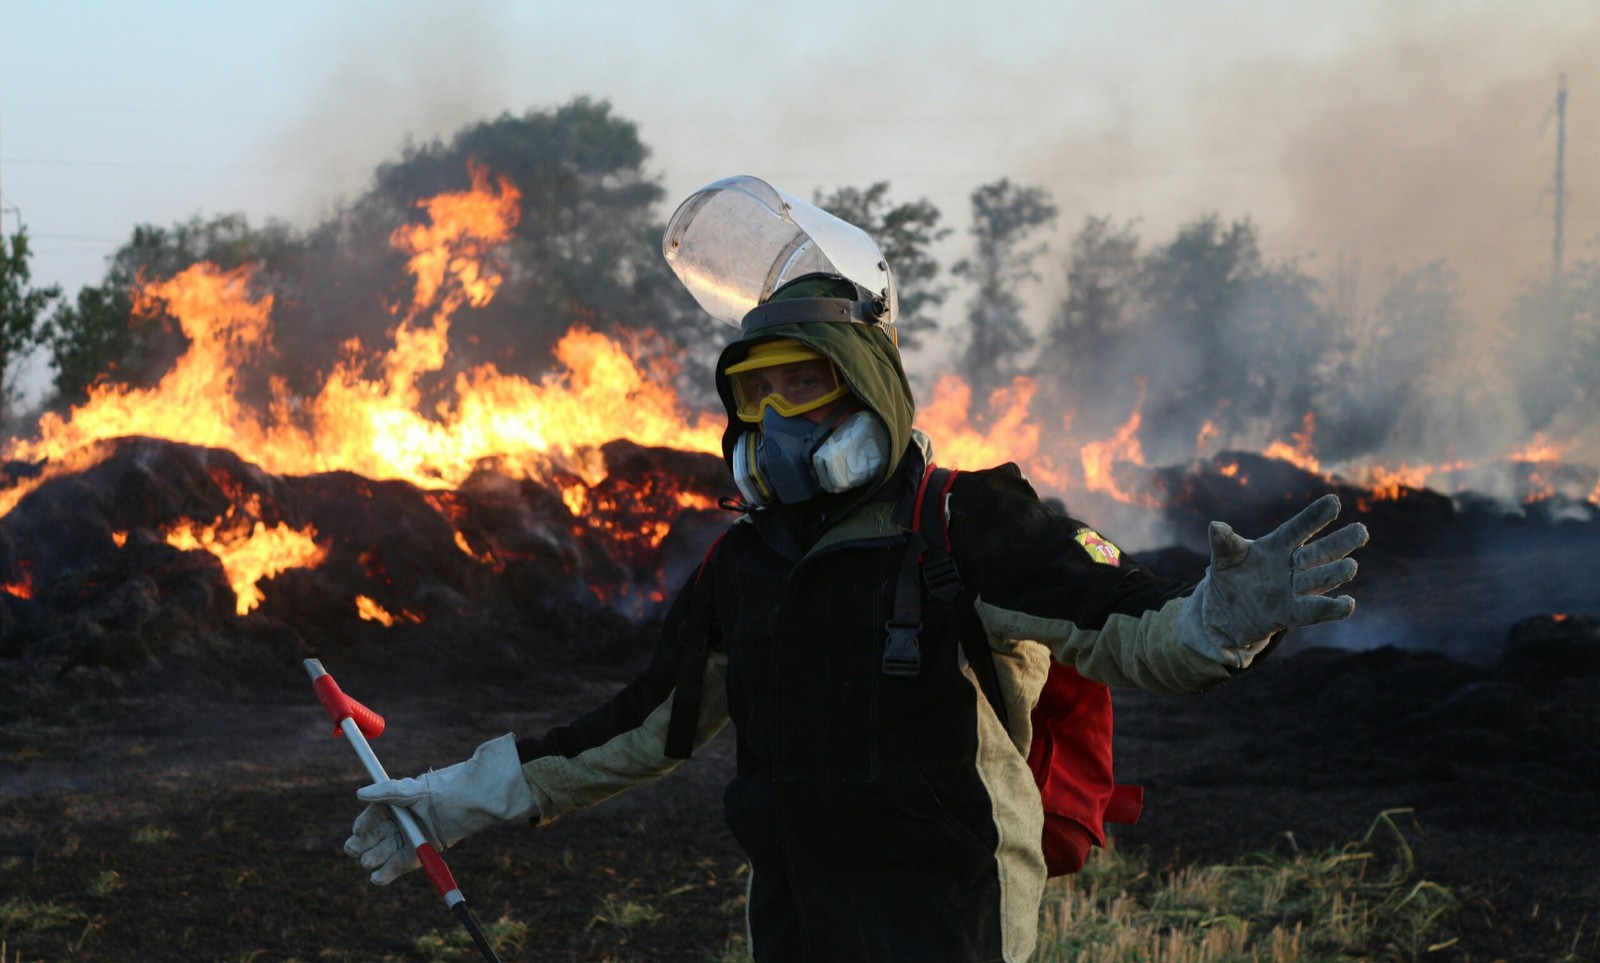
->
xmin=164 ymin=515 xmax=326 ymax=615
xmin=1510 ymin=433 xmax=1570 ymax=465
xmin=1263 ymin=412 xmax=1320 ymax=475
xmin=2 ymin=560 xmax=33 ymax=599
xmin=571 ymin=476 xmax=721 ymax=567
xmin=1079 ymin=379 xmax=1156 ymax=506
xmin=1508 ymin=433 xmax=1571 ymax=504
xmin=1360 ymin=464 xmax=1432 ymax=501
xmin=394 ymin=161 xmax=517 ymax=314
xmin=915 ymin=374 xmax=1067 ymax=489
xmin=0 ymin=263 xmax=276 ymax=518
xmin=355 ymin=595 xmax=424 ymax=626
xmin=1194 ymin=419 xmax=1220 ymax=458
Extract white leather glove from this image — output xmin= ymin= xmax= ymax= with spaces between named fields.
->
xmin=344 ymin=732 xmax=536 ymax=885
xmin=1179 ymin=493 xmax=1368 ymax=669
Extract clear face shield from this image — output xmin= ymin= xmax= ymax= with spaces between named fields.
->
xmin=662 ymin=175 xmax=898 ymax=329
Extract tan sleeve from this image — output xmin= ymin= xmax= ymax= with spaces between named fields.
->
xmin=974 ymin=594 xmax=1232 ymax=694
xmin=521 ymin=651 xmax=730 ymax=822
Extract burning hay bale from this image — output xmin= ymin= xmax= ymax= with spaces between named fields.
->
xmin=1144 ymin=451 xmax=1457 ymax=555
xmin=0 ymin=436 xmax=731 ymax=716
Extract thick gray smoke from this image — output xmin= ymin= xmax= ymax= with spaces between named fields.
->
xmin=91 ymin=2 xmax=1600 ymax=496
xmin=986 ymin=14 xmax=1600 ymax=504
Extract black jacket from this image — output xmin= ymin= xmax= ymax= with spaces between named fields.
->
xmin=517 ymin=450 xmax=1231 ymax=962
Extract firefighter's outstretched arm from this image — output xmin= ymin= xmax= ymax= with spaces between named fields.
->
xmin=1178 ymin=493 xmax=1368 ymax=668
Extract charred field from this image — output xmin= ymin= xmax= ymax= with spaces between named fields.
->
xmin=1 ymin=439 xmax=1599 ymax=962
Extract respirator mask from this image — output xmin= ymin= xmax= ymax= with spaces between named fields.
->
xmin=731 ymin=407 xmax=892 ymax=507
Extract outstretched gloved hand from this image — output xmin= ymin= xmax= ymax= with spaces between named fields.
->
xmin=344 ymin=732 xmax=536 ymax=885
xmin=1178 ymin=493 xmax=1368 ymax=669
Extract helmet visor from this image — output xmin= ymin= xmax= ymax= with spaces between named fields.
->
xmin=663 ymin=175 xmax=898 ymax=327
xmin=726 ymin=344 xmax=848 ymax=423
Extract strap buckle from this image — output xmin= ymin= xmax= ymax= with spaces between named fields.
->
xmin=882 ymin=621 xmax=922 ymax=676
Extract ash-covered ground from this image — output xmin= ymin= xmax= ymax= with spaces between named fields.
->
xmin=1 ymin=440 xmax=1597 ymax=961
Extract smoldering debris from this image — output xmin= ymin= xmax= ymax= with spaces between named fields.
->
xmin=2 ymin=437 xmax=1598 ymax=722
xmin=0 ymin=436 xmax=733 ymax=717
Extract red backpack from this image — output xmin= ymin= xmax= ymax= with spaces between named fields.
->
xmin=905 ymin=465 xmax=1143 ymax=877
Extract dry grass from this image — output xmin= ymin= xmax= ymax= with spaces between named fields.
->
xmin=1035 ymin=809 xmax=1458 ymax=962
xmin=702 ymin=811 xmax=1463 ymax=962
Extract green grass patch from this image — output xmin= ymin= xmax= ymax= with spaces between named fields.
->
xmin=587 ymin=896 xmax=665 ymax=931
xmin=132 ymin=824 xmax=180 ymax=845
xmin=412 ymin=913 xmax=528 ymax=962
xmin=85 ymin=870 xmax=124 ymax=898
xmin=1035 ymin=810 xmax=1457 ymax=962
xmin=0 ymin=896 xmax=87 ymax=934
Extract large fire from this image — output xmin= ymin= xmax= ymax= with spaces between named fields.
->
xmin=2 ymin=160 xmax=1593 ymax=618
xmin=0 ymin=163 xmax=721 ymax=616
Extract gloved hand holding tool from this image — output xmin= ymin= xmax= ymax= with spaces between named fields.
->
xmin=304 ymin=658 xmax=512 ymax=963
xmin=1179 ymin=493 xmax=1369 ymax=668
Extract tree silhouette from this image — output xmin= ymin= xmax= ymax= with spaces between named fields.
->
xmin=36 ymin=99 xmax=707 ymax=412
xmin=815 ymin=182 xmax=949 ymax=349
xmin=1034 ymin=216 xmax=1142 ymax=427
xmin=953 ymin=179 xmax=1057 ymax=400
xmin=41 ymin=214 xmax=295 ymax=406
xmin=0 ymin=227 xmax=61 ymax=426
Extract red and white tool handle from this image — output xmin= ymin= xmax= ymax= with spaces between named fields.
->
xmin=303 ymin=658 xmax=465 ymax=908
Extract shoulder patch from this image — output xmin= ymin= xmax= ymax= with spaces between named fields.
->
xmin=1073 ymin=528 xmax=1122 ymax=566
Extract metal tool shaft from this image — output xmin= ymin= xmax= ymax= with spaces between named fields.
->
xmin=304 ymin=659 xmax=504 ymax=962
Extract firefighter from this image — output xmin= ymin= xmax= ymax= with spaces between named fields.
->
xmin=344 ymin=179 xmax=1367 ymax=962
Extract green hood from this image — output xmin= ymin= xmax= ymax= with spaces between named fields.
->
xmin=715 ymin=314 xmax=916 ymax=503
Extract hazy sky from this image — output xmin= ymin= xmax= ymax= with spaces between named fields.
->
xmin=4 ymin=0 xmax=1597 ymax=338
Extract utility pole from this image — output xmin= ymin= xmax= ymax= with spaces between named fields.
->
xmin=1550 ymin=73 xmax=1568 ymax=284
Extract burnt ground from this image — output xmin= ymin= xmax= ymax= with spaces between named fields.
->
xmin=2 ymin=464 xmax=1600 ymax=963
xmin=2 ymin=621 xmax=1597 ymax=963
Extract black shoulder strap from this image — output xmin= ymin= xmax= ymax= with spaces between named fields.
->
xmin=889 ymin=466 xmax=1011 ymax=730
xmin=663 ymin=530 xmax=727 ymax=759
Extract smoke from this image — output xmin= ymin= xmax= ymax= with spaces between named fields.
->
xmin=1267 ymin=23 xmax=1594 ymax=319
xmin=264 ymin=0 xmax=518 ymax=223
xmin=977 ymin=6 xmax=1600 ymax=494
xmin=207 ymin=2 xmax=1600 ymax=484
xmin=1018 ymin=7 xmax=1598 ymax=310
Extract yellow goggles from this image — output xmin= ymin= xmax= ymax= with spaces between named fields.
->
xmin=725 ymin=340 xmax=849 ymax=424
